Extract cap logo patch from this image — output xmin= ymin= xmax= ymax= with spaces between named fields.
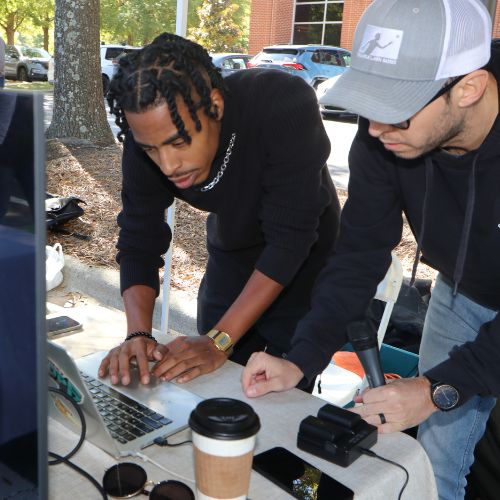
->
xmin=358 ymin=24 xmax=404 ymax=65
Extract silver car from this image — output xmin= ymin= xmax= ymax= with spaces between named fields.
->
xmin=4 ymin=45 xmax=51 ymax=82
xmin=210 ymin=53 xmax=251 ymax=78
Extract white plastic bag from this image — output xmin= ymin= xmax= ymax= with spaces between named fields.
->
xmin=46 ymin=243 xmax=64 ymax=291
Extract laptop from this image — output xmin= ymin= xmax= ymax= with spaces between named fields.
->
xmin=47 ymin=341 xmax=203 ymax=458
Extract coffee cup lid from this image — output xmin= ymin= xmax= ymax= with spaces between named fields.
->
xmin=189 ymin=398 xmax=260 ymax=440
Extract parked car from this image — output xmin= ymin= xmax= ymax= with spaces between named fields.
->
xmin=210 ymin=53 xmax=252 ymax=78
xmin=4 ymin=45 xmax=51 ymax=82
xmin=316 ymin=75 xmax=356 ymax=119
xmin=101 ymin=44 xmax=141 ymax=94
xmin=47 ymin=57 xmax=54 ymax=84
xmin=249 ymin=44 xmax=351 ymax=88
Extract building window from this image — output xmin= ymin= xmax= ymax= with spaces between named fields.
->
xmin=293 ymin=1 xmax=344 ymax=46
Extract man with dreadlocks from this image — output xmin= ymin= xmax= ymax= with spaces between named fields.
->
xmin=98 ymin=33 xmax=340 ymax=389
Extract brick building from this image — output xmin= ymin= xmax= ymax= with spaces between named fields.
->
xmin=249 ymin=0 xmax=500 ymax=55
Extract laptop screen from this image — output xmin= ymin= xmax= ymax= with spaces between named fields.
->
xmin=0 ymin=91 xmax=47 ymax=498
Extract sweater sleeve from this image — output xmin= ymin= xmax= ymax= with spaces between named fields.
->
xmin=254 ymin=76 xmax=333 ymax=286
xmin=425 ymin=313 xmax=500 ymax=404
xmin=116 ymin=133 xmax=173 ymax=296
xmin=287 ymin=120 xmax=404 ymax=381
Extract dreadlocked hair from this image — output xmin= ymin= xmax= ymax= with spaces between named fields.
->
xmin=107 ymin=33 xmax=227 ymax=143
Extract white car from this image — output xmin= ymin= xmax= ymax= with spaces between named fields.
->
xmin=100 ymin=44 xmax=141 ymax=94
xmin=316 ymin=75 xmax=356 ymax=119
xmin=47 ymin=45 xmax=141 ymax=91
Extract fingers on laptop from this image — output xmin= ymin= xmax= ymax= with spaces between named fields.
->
xmin=151 ymin=336 xmax=227 ymax=383
xmin=98 ymin=338 xmax=156 ymax=385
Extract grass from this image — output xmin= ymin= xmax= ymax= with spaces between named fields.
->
xmin=4 ymin=80 xmax=53 ymax=91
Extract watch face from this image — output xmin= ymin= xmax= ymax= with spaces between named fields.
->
xmin=432 ymin=384 xmax=459 ymax=411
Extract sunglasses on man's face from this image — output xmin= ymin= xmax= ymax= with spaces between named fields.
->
xmin=390 ymin=75 xmax=466 ymax=130
xmin=102 ymin=462 xmax=195 ymax=500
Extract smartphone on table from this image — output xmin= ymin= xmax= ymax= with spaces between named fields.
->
xmin=46 ymin=315 xmax=82 ymax=337
xmin=253 ymin=446 xmax=354 ymax=499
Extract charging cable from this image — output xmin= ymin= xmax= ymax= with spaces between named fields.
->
xmin=153 ymin=436 xmax=192 ymax=447
xmin=358 ymin=447 xmax=409 ymax=500
xmin=48 ymin=387 xmax=108 ymax=499
xmin=131 ymin=451 xmax=196 ymax=485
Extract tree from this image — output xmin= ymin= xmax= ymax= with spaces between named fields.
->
xmin=47 ymin=0 xmax=114 ymax=145
xmin=30 ymin=0 xmax=55 ymax=51
xmin=189 ymin=0 xmax=245 ymax=53
xmin=0 ymin=0 xmax=32 ymax=44
xmin=101 ymin=0 xmax=178 ymax=46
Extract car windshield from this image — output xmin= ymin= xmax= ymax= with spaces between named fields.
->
xmin=21 ymin=47 xmax=50 ymax=58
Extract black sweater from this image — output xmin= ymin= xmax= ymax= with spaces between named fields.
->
xmin=117 ymin=69 xmax=340 ymax=351
xmin=288 ymin=46 xmax=500 ymax=404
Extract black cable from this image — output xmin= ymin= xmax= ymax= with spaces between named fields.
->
xmin=48 ymin=387 xmax=86 ymax=464
xmin=48 ymin=452 xmax=108 ymax=500
xmin=154 ymin=436 xmax=193 ymax=447
xmin=358 ymin=447 xmax=409 ymax=500
xmin=48 ymin=387 xmax=107 ymax=498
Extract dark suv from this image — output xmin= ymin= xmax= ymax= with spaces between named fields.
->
xmin=4 ymin=45 xmax=51 ymax=82
xmin=249 ymin=44 xmax=350 ymax=88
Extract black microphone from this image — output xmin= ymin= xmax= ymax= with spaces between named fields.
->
xmin=346 ymin=319 xmax=386 ymax=388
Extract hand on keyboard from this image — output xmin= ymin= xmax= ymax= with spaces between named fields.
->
xmin=151 ymin=335 xmax=227 ymax=384
xmin=98 ymin=336 xmax=161 ymax=386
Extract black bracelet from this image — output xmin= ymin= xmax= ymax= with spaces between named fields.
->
xmin=125 ymin=331 xmax=156 ymax=342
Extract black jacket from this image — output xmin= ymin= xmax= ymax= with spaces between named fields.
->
xmin=288 ymin=45 xmax=500 ymax=404
xmin=116 ymin=69 xmax=340 ymax=351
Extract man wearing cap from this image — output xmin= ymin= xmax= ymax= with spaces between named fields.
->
xmin=242 ymin=0 xmax=500 ymax=497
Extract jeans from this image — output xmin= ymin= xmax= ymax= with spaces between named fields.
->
xmin=0 ymin=75 xmax=4 ymax=88
xmin=417 ymin=274 xmax=498 ymax=500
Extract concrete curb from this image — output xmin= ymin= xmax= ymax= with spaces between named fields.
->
xmin=55 ymin=254 xmax=198 ymax=336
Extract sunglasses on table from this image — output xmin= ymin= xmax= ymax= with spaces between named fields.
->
xmin=102 ymin=462 xmax=194 ymax=500
xmin=390 ymin=75 xmax=466 ymax=130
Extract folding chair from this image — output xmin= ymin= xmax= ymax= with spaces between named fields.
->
xmin=312 ymin=252 xmax=405 ymax=407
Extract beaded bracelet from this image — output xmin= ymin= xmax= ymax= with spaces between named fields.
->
xmin=125 ymin=331 xmax=156 ymax=342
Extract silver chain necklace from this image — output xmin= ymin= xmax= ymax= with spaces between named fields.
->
xmin=200 ymin=132 xmax=237 ymax=192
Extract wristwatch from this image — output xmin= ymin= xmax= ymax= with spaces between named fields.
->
xmin=428 ymin=379 xmax=460 ymax=411
xmin=206 ymin=329 xmax=234 ymax=356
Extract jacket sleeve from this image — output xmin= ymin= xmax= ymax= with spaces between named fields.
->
xmin=425 ymin=313 xmax=500 ymax=404
xmin=116 ymin=133 xmax=174 ymax=296
xmin=287 ymin=119 xmax=404 ymax=381
xmin=254 ymin=76 xmax=335 ymax=286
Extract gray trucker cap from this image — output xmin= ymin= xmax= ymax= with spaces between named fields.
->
xmin=320 ymin=0 xmax=492 ymax=124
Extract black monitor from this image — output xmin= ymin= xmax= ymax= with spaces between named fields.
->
xmin=0 ymin=91 xmax=47 ymax=498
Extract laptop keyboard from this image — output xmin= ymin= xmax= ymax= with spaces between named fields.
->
xmin=80 ymin=372 xmax=172 ymax=444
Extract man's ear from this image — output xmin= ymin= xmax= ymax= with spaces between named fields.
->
xmin=456 ymin=70 xmax=490 ymax=109
xmin=210 ymin=88 xmax=225 ymax=120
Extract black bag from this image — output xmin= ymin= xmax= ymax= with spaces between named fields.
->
xmin=46 ymin=194 xmax=89 ymax=240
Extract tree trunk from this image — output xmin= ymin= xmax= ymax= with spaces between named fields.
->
xmin=6 ymin=14 xmax=16 ymax=45
xmin=47 ymin=0 xmax=114 ymax=145
xmin=43 ymin=12 xmax=51 ymax=52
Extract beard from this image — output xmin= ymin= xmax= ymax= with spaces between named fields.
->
xmin=392 ymin=108 xmax=466 ymax=160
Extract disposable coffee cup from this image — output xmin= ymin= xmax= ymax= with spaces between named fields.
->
xmin=189 ymin=398 xmax=261 ymax=500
